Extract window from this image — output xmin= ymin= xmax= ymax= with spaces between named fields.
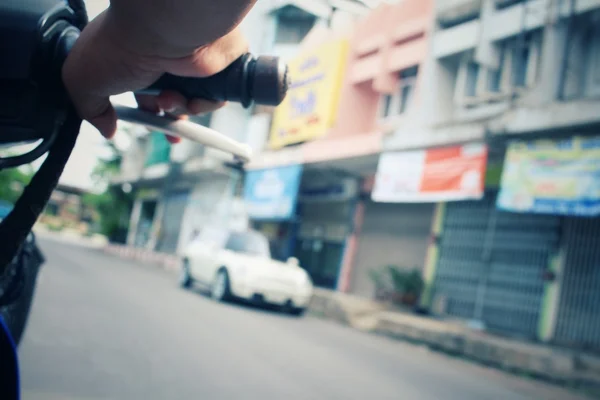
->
xmin=487 ymin=46 xmax=506 ymax=93
xmin=465 ymin=62 xmax=480 ymax=97
xmin=225 ymin=231 xmax=271 ymax=257
xmin=398 ymin=66 xmax=418 ymax=114
xmin=378 ymin=66 xmax=419 ymax=119
xmin=512 ymin=39 xmax=531 ymax=87
xmin=381 ymin=94 xmax=393 ymax=118
xmin=144 ymin=131 xmax=170 ymax=166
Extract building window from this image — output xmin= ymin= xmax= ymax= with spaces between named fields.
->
xmin=145 ymin=131 xmax=171 ymax=167
xmin=465 ymin=62 xmax=480 ymax=97
xmin=398 ymin=66 xmax=418 ymax=114
xmin=274 ymin=6 xmax=316 ymax=45
xmin=584 ymin=20 xmax=600 ymax=95
xmin=455 ymin=31 xmax=540 ymax=105
xmin=487 ymin=46 xmax=506 ymax=93
xmin=381 ymin=94 xmax=393 ymax=118
xmin=378 ymin=66 xmax=419 ymax=119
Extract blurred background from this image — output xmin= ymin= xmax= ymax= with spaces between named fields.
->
xmin=3 ymin=0 xmax=600 ymax=399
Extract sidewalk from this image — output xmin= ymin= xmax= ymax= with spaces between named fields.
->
xmin=98 ymin=243 xmax=600 ymax=395
xmin=33 ymin=226 xmax=109 ymax=249
xmin=309 ymin=288 xmax=600 ymax=395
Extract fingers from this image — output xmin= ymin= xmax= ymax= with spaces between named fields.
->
xmin=134 ymin=91 xmax=226 ymax=144
xmin=88 ymin=104 xmax=118 ymax=139
xmin=161 ymin=28 xmax=249 ymax=77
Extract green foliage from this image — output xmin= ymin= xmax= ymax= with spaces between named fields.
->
xmin=387 ymin=266 xmax=424 ymax=297
xmin=0 ymin=167 xmax=33 ymax=203
xmin=83 ymin=141 xmax=133 ymax=241
xmin=369 ymin=265 xmax=425 ymax=299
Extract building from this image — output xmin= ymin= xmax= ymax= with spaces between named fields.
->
xmin=244 ymin=0 xmax=434 ymax=290
xmin=414 ymin=0 xmax=600 ymax=349
xmin=115 ymin=0 xmax=371 ymax=254
xmin=244 ymin=0 xmax=600 ymax=351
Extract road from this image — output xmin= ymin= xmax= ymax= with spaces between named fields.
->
xmin=18 ymin=239 xmax=590 ymax=400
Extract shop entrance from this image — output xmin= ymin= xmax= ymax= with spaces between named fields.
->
xmin=295 ymin=237 xmax=344 ymax=289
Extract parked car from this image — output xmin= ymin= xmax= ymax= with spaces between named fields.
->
xmin=0 ymin=201 xmax=45 ymax=346
xmin=181 ymin=228 xmax=313 ymax=316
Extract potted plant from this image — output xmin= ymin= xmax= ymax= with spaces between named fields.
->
xmin=387 ymin=266 xmax=424 ymax=307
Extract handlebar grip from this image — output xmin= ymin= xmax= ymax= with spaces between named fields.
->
xmin=136 ymin=53 xmax=289 ymax=108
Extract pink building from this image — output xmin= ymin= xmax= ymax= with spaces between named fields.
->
xmin=246 ymin=0 xmax=436 ymax=297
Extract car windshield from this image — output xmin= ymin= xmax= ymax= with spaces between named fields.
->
xmin=225 ymin=231 xmax=271 ymax=257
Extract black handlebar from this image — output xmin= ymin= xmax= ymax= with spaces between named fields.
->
xmin=137 ymin=53 xmax=289 ymax=108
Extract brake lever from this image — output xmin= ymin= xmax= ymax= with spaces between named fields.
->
xmin=125 ymin=52 xmax=290 ymax=163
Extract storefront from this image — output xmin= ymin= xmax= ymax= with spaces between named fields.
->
xmin=294 ymin=173 xmax=358 ymax=289
xmin=244 ymin=164 xmax=303 ymax=263
xmin=429 ymin=135 xmax=600 ymax=347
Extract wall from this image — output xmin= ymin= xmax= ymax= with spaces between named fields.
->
xmin=331 ymin=0 xmax=434 ymax=139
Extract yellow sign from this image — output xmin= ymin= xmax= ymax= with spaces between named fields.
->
xmin=269 ymin=40 xmax=349 ymax=149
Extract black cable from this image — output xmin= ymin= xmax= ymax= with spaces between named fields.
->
xmin=0 ymin=133 xmax=58 ymax=170
xmin=0 ymin=109 xmax=82 ymax=273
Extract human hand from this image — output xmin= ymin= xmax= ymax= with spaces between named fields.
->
xmin=62 ymin=8 xmax=249 ymax=141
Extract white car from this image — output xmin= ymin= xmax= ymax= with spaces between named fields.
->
xmin=180 ymin=228 xmax=313 ymax=316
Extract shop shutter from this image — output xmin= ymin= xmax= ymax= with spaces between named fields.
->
xmin=554 ymin=217 xmax=600 ymax=350
xmin=433 ymin=191 xmax=561 ymax=339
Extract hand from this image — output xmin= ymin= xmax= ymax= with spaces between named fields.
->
xmin=62 ymin=8 xmax=249 ymax=140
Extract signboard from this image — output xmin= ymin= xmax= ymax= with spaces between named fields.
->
xmin=269 ymin=40 xmax=349 ymax=149
xmin=497 ymin=136 xmax=600 ymax=216
xmin=244 ymin=164 xmax=303 ymax=220
xmin=372 ymin=144 xmax=488 ymax=203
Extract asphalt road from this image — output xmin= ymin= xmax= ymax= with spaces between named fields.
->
xmin=18 ymin=239 xmax=591 ymax=400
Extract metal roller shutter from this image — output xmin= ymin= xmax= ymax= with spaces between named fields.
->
xmin=157 ymin=190 xmax=190 ymax=254
xmin=433 ymin=191 xmax=561 ymax=339
xmin=554 ymin=217 xmax=600 ymax=350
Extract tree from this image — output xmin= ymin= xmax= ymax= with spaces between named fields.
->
xmin=0 ymin=167 xmax=33 ymax=204
xmin=83 ymin=140 xmax=133 ymax=243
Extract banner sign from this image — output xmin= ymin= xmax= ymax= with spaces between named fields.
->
xmin=244 ymin=164 xmax=303 ymax=220
xmin=269 ymin=40 xmax=348 ymax=149
xmin=497 ymin=136 xmax=600 ymax=216
xmin=372 ymin=144 xmax=487 ymax=203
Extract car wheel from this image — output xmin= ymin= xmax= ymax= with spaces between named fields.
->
xmin=211 ymin=269 xmax=231 ymax=302
xmin=180 ymin=260 xmax=192 ymax=289
xmin=289 ymin=307 xmax=306 ymax=317
xmin=281 ymin=301 xmax=306 ymax=317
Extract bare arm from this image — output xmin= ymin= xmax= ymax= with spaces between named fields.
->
xmin=63 ymin=0 xmax=256 ymax=137
xmin=108 ymin=0 xmax=257 ymax=57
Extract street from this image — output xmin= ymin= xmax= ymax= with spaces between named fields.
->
xmin=18 ymin=239 xmax=590 ymax=400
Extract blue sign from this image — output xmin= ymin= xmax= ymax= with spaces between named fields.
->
xmin=244 ymin=165 xmax=303 ymax=220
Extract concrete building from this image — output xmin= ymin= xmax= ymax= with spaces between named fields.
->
xmin=243 ymin=0 xmax=600 ymax=350
xmin=402 ymin=0 xmax=600 ymax=349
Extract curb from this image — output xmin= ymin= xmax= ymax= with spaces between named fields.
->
xmin=103 ymin=244 xmax=180 ymax=272
xmin=309 ymin=289 xmax=600 ymax=396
